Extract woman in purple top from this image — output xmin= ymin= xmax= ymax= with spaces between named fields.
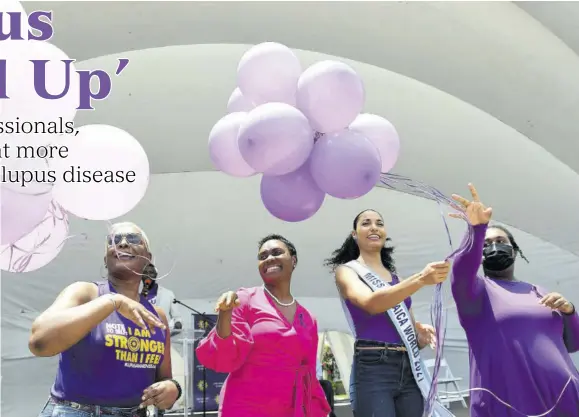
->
xmin=450 ymin=184 xmax=579 ymax=417
xmin=29 ymin=222 xmax=181 ymax=417
xmin=325 ymin=209 xmax=451 ymax=417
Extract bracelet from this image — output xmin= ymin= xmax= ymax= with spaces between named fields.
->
xmin=165 ymin=378 xmax=182 ymax=401
xmin=107 ymin=294 xmax=118 ymax=311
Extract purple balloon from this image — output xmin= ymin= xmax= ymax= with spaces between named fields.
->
xmin=238 ymin=103 xmax=314 ymax=176
xmin=237 ymin=42 xmax=302 ymax=105
xmin=260 ymin=162 xmax=325 ymax=222
xmin=350 ymin=114 xmax=400 ymax=173
xmin=309 ymin=129 xmax=381 ymax=199
xmin=227 ymin=88 xmax=255 ymax=113
xmin=297 ymin=61 xmax=365 ymax=133
xmin=1 ymin=186 xmax=52 ymax=245
xmin=208 ymin=112 xmax=256 ymax=178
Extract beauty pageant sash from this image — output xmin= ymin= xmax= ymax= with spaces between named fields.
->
xmin=344 ymin=260 xmax=455 ymax=417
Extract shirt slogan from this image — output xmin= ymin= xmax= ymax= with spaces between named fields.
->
xmin=104 ymin=322 xmax=165 ymax=369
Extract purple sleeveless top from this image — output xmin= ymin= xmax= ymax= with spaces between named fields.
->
xmin=344 ymin=273 xmax=412 ymax=344
xmin=50 ymin=281 xmax=166 ymax=407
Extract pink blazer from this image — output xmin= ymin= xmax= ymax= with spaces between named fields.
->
xmin=196 ymin=286 xmax=331 ymax=417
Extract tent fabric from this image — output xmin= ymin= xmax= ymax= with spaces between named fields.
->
xmin=4 ymin=2 xmax=579 ymax=417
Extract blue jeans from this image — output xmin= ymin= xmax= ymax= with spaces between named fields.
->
xmin=38 ymin=398 xmax=151 ymax=417
xmin=350 ymin=341 xmax=424 ymax=417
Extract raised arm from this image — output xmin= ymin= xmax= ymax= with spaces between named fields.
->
xmin=195 ymin=289 xmax=254 ymax=373
xmin=29 ymin=282 xmax=110 ymax=357
xmin=335 ymin=262 xmax=449 ymax=315
xmin=308 ymin=319 xmax=331 ymax=417
xmin=450 ymin=184 xmax=492 ymax=311
xmin=450 ymin=224 xmax=487 ymax=303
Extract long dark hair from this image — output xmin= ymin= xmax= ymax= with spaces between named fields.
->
xmin=324 ymin=209 xmax=396 ymax=273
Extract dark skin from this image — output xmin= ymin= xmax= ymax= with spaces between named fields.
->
xmin=451 ymin=183 xmax=574 ymax=315
xmin=483 ymin=227 xmax=516 ymax=281
xmin=28 ymin=225 xmax=178 ymax=409
xmin=215 ymin=240 xmax=297 ymax=337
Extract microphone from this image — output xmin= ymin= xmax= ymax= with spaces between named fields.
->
xmin=141 ymin=263 xmax=158 ymax=297
xmin=173 ymin=298 xmax=216 ymax=326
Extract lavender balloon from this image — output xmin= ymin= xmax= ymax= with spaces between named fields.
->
xmin=208 ymin=112 xmax=255 ymax=178
xmin=1 ymin=186 xmax=52 ymax=245
xmin=309 ymin=130 xmax=381 ymax=199
xmin=238 ymin=103 xmax=314 ymax=176
xmin=227 ymin=88 xmax=255 ymax=113
xmin=237 ymin=42 xmax=302 ymax=105
xmin=297 ymin=61 xmax=365 ymax=133
xmin=260 ymin=162 xmax=325 ymax=222
xmin=350 ymin=113 xmax=401 ymax=173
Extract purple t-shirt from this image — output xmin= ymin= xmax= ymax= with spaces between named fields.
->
xmin=50 ymin=281 xmax=166 ymax=407
xmin=452 ymin=224 xmax=579 ymax=417
xmin=343 ymin=269 xmax=412 ymax=344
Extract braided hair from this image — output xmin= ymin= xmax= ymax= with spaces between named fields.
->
xmin=488 ymin=224 xmax=529 ymax=263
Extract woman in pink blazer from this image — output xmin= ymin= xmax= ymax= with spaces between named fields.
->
xmin=196 ymin=234 xmax=331 ymax=417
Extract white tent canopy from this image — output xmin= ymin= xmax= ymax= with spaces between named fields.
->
xmin=3 ymin=2 xmax=579 ymax=416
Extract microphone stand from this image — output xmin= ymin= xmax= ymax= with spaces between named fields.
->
xmin=173 ymin=299 xmax=215 ymax=417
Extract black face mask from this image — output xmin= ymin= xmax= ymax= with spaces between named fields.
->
xmin=482 ymin=243 xmax=515 ymax=272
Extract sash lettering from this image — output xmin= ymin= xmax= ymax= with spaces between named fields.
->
xmin=343 ymin=261 xmax=455 ymax=417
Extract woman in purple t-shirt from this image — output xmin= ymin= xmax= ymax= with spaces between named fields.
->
xmin=450 ymin=184 xmax=579 ymax=417
xmin=30 ymin=222 xmax=181 ymax=417
xmin=325 ymin=209 xmax=450 ymax=417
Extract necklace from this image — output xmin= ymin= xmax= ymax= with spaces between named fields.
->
xmin=263 ymin=285 xmax=296 ymax=307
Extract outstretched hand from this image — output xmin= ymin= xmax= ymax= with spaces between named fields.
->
xmin=450 ymin=183 xmax=493 ymax=226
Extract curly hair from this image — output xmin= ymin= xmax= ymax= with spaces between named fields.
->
xmin=324 ymin=209 xmax=396 ymax=272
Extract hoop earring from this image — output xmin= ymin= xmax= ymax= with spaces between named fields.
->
xmin=100 ymin=264 xmax=107 ymax=279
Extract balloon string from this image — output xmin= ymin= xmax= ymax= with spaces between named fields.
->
xmin=380 ymin=173 xmax=467 ymax=416
xmin=104 ymin=220 xmax=177 ymax=282
xmin=436 ymin=376 xmax=573 ymax=417
xmin=1 ymin=201 xmax=85 ymax=273
xmin=379 ymin=173 xmax=571 ymax=417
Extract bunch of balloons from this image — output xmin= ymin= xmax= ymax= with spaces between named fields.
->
xmin=208 ymin=42 xmax=401 ymax=222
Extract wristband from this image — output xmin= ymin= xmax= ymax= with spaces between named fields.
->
xmin=164 ymin=378 xmax=182 ymax=401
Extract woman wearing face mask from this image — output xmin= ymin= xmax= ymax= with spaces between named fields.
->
xmin=30 ymin=222 xmax=181 ymax=417
xmin=195 ymin=234 xmax=330 ymax=417
xmin=450 ymin=184 xmax=579 ymax=417
xmin=325 ymin=209 xmax=452 ymax=417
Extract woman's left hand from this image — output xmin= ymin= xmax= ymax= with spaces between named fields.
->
xmin=540 ymin=292 xmax=575 ymax=315
xmin=416 ymin=322 xmax=437 ymax=349
xmin=140 ymin=380 xmax=179 ymax=410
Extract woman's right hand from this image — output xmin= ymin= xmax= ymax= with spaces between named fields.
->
xmin=214 ymin=291 xmax=240 ymax=313
xmin=112 ymin=294 xmax=166 ymax=332
xmin=450 ymin=183 xmax=493 ymax=226
xmin=419 ymin=261 xmax=451 ymax=286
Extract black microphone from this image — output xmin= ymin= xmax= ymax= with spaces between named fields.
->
xmin=172 ymin=298 xmax=216 ymax=326
xmin=141 ymin=263 xmax=158 ymax=297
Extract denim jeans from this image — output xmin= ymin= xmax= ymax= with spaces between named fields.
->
xmin=37 ymin=398 xmax=152 ymax=417
xmin=350 ymin=341 xmax=424 ymax=417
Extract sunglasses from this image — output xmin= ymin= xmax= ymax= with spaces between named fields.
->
xmin=107 ymin=233 xmax=145 ymax=247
